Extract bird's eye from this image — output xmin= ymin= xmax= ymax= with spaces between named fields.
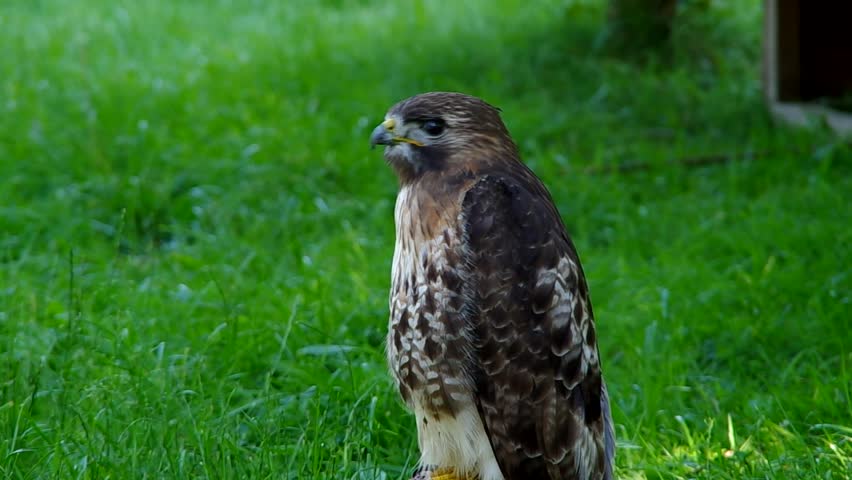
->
xmin=421 ymin=119 xmax=445 ymax=137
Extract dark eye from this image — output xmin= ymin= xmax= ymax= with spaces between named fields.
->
xmin=421 ymin=119 xmax=445 ymax=136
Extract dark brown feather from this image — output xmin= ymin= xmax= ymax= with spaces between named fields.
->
xmin=461 ymin=165 xmax=614 ymax=480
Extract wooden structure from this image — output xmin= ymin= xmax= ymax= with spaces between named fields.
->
xmin=763 ymin=0 xmax=852 ymax=135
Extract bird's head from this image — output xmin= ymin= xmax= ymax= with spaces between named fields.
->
xmin=370 ymin=92 xmax=518 ymax=182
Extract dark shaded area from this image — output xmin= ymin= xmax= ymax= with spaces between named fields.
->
xmin=605 ymin=0 xmax=678 ymax=53
xmin=775 ymin=1 xmax=852 ymax=107
xmin=799 ymin=3 xmax=852 ymax=101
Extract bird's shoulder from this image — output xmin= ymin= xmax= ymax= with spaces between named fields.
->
xmin=459 ymin=163 xmax=572 ymax=259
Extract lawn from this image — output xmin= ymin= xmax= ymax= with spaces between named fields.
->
xmin=1 ymin=0 xmax=850 ymax=478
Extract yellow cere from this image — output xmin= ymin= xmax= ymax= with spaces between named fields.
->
xmin=382 ymin=117 xmax=424 ymax=147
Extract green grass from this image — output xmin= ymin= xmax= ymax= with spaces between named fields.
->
xmin=1 ymin=0 xmax=850 ymax=478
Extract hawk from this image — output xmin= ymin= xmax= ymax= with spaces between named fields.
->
xmin=370 ymin=92 xmax=615 ymax=480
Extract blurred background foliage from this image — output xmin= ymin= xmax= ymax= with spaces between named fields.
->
xmin=0 ymin=0 xmax=849 ymax=479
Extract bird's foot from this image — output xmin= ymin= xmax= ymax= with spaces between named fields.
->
xmin=411 ymin=466 xmax=472 ymax=480
xmin=431 ymin=467 xmax=462 ymax=480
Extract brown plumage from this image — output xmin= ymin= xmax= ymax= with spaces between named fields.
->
xmin=370 ymin=92 xmax=614 ymax=480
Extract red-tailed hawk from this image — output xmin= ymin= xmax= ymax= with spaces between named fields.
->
xmin=370 ymin=92 xmax=614 ymax=480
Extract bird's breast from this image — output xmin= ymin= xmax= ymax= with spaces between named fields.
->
xmin=387 ymin=185 xmax=473 ymax=415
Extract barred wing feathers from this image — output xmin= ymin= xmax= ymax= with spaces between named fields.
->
xmin=461 ymin=169 xmax=615 ymax=480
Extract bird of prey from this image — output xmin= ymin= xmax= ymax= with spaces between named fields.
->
xmin=370 ymin=92 xmax=614 ymax=480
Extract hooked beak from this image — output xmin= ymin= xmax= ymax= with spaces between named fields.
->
xmin=370 ymin=118 xmax=424 ymax=149
xmin=369 ymin=122 xmax=394 ymax=149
